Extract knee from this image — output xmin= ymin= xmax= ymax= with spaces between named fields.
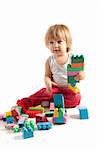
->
xmin=64 ymin=92 xmax=81 ymax=108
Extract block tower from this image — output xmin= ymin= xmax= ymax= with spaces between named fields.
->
xmin=52 ymin=94 xmax=67 ymax=124
xmin=67 ymin=55 xmax=84 ymax=92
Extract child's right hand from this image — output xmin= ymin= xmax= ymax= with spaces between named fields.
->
xmin=46 ymin=81 xmax=58 ymax=93
xmin=46 ymin=81 xmax=52 ymax=93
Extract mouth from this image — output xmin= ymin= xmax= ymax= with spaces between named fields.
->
xmin=53 ymin=49 xmax=60 ymax=52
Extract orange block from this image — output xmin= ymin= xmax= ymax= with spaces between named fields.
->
xmin=71 ymin=63 xmax=84 ymax=68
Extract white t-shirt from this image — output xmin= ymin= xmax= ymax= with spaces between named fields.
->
xmin=48 ymin=53 xmax=72 ymax=87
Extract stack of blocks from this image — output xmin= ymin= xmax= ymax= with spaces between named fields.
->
xmin=22 ymin=120 xmax=35 ymax=139
xmin=52 ymin=94 xmax=67 ymax=124
xmin=6 ymin=111 xmax=14 ymax=124
xmin=67 ymin=55 xmax=84 ymax=92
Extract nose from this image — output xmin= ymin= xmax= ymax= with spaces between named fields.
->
xmin=54 ymin=42 xmax=58 ymax=47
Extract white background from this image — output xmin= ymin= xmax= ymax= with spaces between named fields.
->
xmin=0 ymin=0 xmax=98 ymax=149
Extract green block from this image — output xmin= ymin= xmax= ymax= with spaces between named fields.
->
xmin=29 ymin=107 xmax=44 ymax=113
xmin=59 ymin=108 xmax=65 ymax=118
xmin=67 ymin=65 xmax=84 ymax=72
xmin=71 ymin=55 xmax=84 ymax=63
xmin=68 ymin=76 xmax=79 ymax=83
xmin=24 ymin=120 xmax=35 ymax=131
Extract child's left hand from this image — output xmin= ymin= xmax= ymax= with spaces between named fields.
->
xmin=74 ymin=71 xmax=85 ymax=81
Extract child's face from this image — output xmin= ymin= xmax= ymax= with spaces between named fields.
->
xmin=48 ymin=38 xmax=67 ymax=57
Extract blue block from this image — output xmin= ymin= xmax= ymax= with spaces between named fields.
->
xmin=54 ymin=94 xmax=64 ymax=108
xmin=6 ymin=117 xmax=14 ymax=124
xmin=37 ymin=122 xmax=52 ymax=130
xmin=78 ymin=106 xmax=89 ymax=119
xmin=53 ymin=117 xmax=65 ymax=124
xmin=22 ymin=127 xmax=34 ymax=139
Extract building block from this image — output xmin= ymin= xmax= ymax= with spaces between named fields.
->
xmin=29 ymin=107 xmax=44 ymax=113
xmin=6 ymin=111 xmax=12 ymax=117
xmin=24 ymin=120 xmax=35 ymax=131
xmin=59 ymin=108 xmax=65 ymax=118
xmin=22 ymin=126 xmax=34 ymax=139
xmin=45 ymin=111 xmax=54 ymax=117
xmin=68 ymin=84 xmax=79 ymax=93
xmin=71 ymin=55 xmax=84 ymax=63
xmin=67 ymin=65 xmax=83 ymax=72
xmin=6 ymin=116 xmax=14 ymax=124
xmin=71 ymin=63 xmax=84 ymax=68
xmin=50 ymin=102 xmax=54 ymax=111
xmin=37 ymin=122 xmax=52 ymax=130
xmin=54 ymin=94 xmax=64 ymax=108
xmin=13 ymin=125 xmax=20 ymax=133
xmin=26 ymin=109 xmax=43 ymax=118
xmin=53 ymin=116 xmax=67 ymax=124
xmin=54 ymin=108 xmax=59 ymax=117
xmin=78 ymin=106 xmax=89 ymax=119
xmin=35 ymin=113 xmax=49 ymax=124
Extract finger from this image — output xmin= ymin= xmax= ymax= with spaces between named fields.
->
xmin=51 ymin=81 xmax=58 ymax=86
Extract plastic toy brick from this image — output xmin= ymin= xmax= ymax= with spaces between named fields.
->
xmin=29 ymin=107 xmax=44 ymax=113
xmin=68 ymin=84 xmax=79 ymax=93
xmin=71 ymin=55 xmax=84 ymax=63
xmin=67 ymin=71 xmax=79 ymax=76
xmin=24 ymin=120 xmax=35 ymax=131
xmin=54 ymin=108 xmax=59 ymax=117
xmin=67 ymin=65 xmax=84 ymax=72
xmin=45 ymin=111 xmax=54 ymax=117
xmin=78 ymin=106 xmax=89 ymax=119
xmin=22 ymin=126 xmax=34 ymax=139
xmin=6 ymin=116 xmax=14 ymax=124
xmin=50 ymin=102 xmax=54 ymax=111
xmin=52 ymin=115 xmax=67 ymax=124
xmin=37 ymin=122 xmax=52 ymax=130
xmin=13 ymin=125 xmax=20 ymax=133
xmin=35 ymin=113 xmax=49 ymax=124
xmin=68 ymin=76 xmax=79 ymax=85
xmin=26 ymin=109 xmax=43 ymax=118
xmin=59 ymin=108 xmax=65 ymax=118
xmin=54 ymin=94 xmax=64 ymax=108
xmin=71 ymin=63 xmax=84 ymax=68
xmin=6 ymin=111 xmax=12 ymax=117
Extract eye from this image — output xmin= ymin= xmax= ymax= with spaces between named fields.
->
xmin=50 ymin=41 xmax=54 ymax=44
xmin=58 ymin=40 xmax=62 ymax=44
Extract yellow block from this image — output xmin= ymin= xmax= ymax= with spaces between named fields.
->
xmin=6 ymin=111 xmax=12 ymax=117
xmin=68 ymin=84 xmax=79 ymax=93
xmin=54 ymin=108 xmax=59 ymax=117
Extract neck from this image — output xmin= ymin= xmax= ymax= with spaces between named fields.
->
xmin=55 ymin=53 xmax=69 ymax=65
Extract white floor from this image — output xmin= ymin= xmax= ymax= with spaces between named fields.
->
xmin=0 ymin=105 xmax=99 ymax=150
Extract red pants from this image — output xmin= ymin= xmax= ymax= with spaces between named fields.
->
xmin=17 ymin=86 xmax=81 ymax=113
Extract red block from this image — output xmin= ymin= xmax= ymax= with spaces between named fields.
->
xmin=26 ymin=110 xmax=42 ymax=118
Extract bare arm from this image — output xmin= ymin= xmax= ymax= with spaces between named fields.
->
xmin=44 ymin=59 xmax=52 ymax=93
